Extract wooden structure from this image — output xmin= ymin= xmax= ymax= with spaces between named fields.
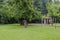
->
xmin=42 ymin=16 xmax=53 ymax=24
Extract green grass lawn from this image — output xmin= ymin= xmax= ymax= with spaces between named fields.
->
xmin=0 ymin=24 xmax=60 ymax=40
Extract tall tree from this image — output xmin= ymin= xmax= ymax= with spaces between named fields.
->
xmin=14 ymin=0 xmax=39 ymax=24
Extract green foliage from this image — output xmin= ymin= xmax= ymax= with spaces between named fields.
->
xmin=0 ymin=0 xmax=60 ymax=24
xmin=0 ymin=0 xmax=40 ymax=23
xmin=46 ymin=0 xmax=60 ymax=17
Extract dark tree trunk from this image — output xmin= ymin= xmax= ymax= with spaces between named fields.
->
xmin=20 ymin=20 xmax=24 ymax=25
xmin=23 ymin=20 xmax=28 ymax=28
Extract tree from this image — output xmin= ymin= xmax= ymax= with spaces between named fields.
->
xmin=46 ymin=0 xmax=60 ymax=23
xmin=13 ymin=0 xmax=40 ymax=26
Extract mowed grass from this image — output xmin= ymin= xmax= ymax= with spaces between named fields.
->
xmin=0 ymin=24 xmax=60 ymax=40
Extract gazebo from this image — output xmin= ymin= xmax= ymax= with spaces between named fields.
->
xmin=42 ymin=16 xmax=53 ymax=24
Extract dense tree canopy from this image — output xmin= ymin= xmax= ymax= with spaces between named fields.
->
xmin=0 ymin=0 xmax=60 ymax=24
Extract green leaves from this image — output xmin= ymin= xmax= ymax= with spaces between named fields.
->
xmin=14 ymin=0 xmax=39 ymax=21
xmin=46 ymin=0 xmax=60 ymax=17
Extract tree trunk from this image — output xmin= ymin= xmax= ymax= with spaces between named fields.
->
xmin=23 ymin=20 xmax=28 ymax=28
xmin=20 ymin=21 xmax=24 ymax=25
